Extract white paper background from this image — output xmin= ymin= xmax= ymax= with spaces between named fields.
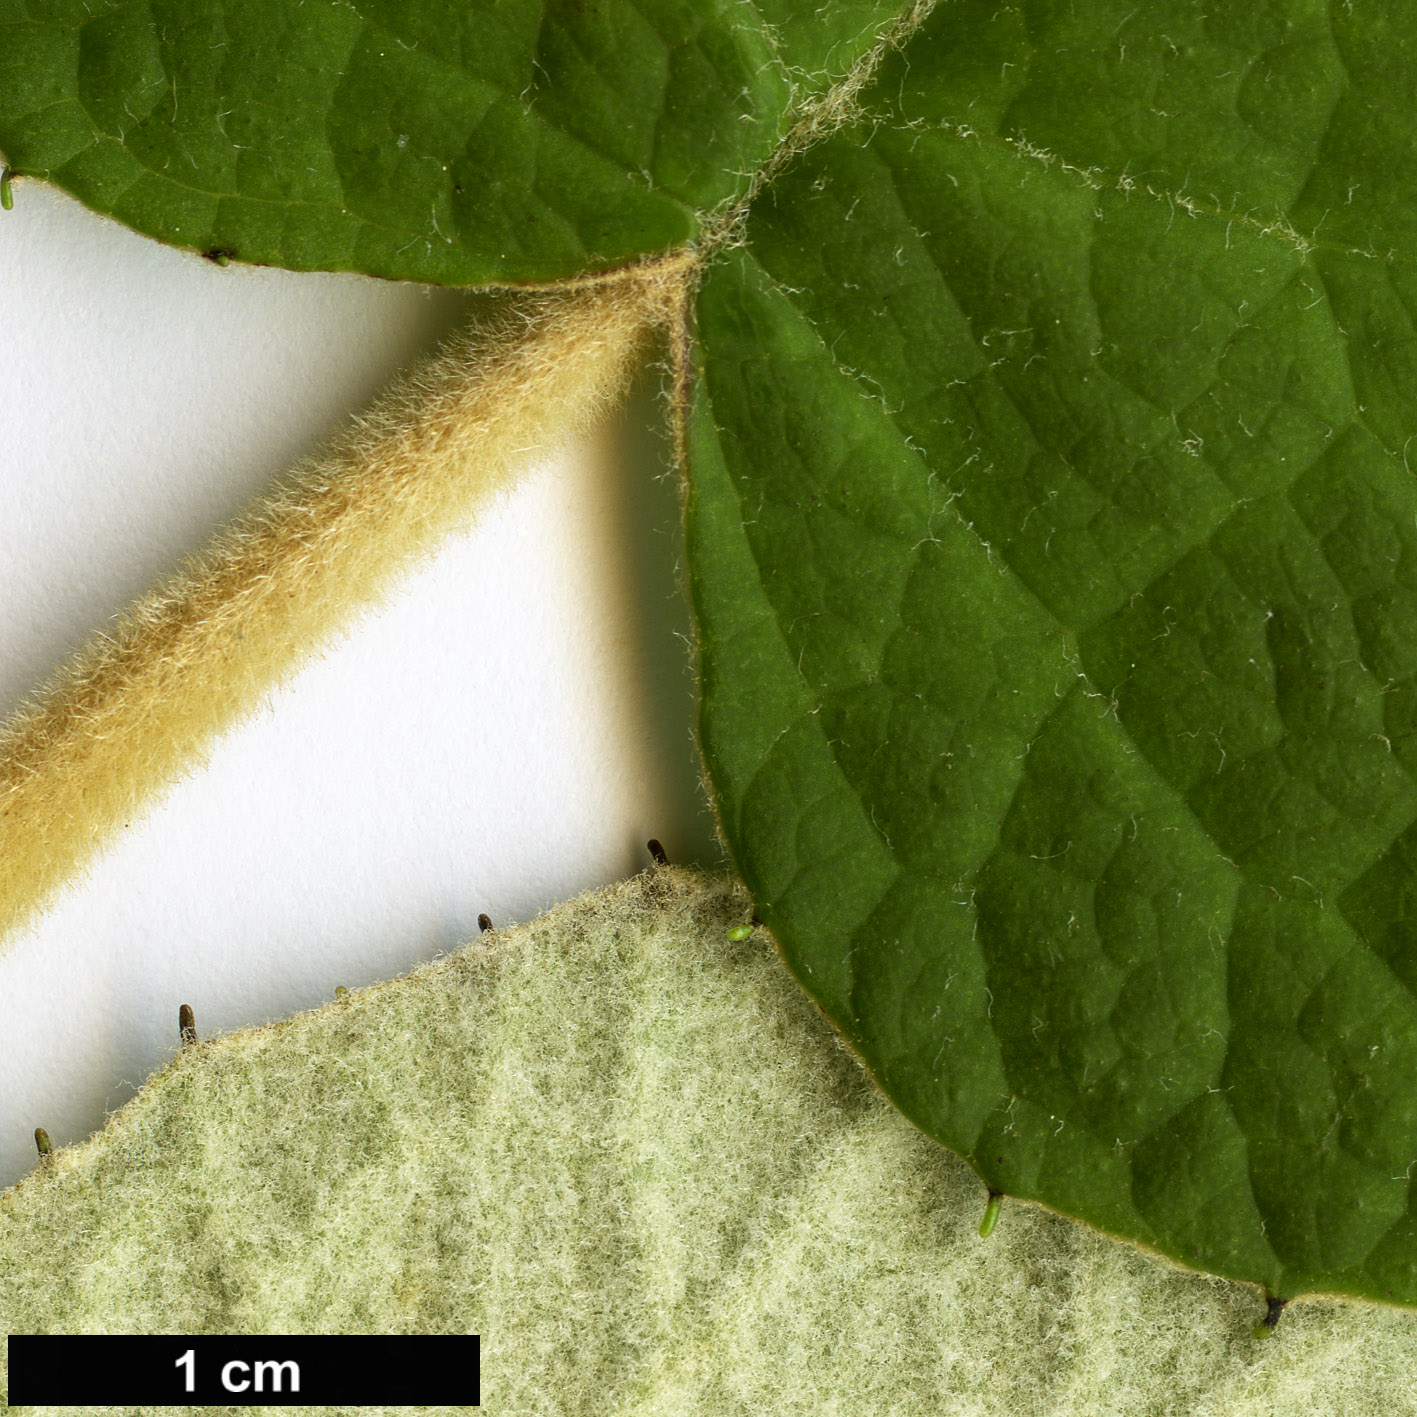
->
xmin=0 ymin=181 xmax=722 ymax=1190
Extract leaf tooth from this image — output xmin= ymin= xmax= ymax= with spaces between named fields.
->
xmin=1251 ymin=1295 xmax=1289 ymax=1339
xmin=978 ymin=1191 xmax=1003 ymax=1238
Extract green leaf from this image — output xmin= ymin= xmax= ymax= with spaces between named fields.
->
xmin=9 ymin=867 xmax=1417 ymax=1413
xmin=0 ymin=0 xmax=902 ymax=281
xmin=688 ymin=1 xmax=1417 ymax=1306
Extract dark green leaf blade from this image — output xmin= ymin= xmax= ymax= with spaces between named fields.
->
xmin=688 ymin=0 xmax=1417 ymax=1304
xmin=0 ymin=0 xmax=907 ymax=283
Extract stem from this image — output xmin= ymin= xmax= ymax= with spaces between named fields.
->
xmin=0 ymin=254 xmax=693 ymax=947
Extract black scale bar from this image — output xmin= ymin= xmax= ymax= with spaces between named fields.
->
xmin=7 ymin=1335 xmax=480 ymax=1406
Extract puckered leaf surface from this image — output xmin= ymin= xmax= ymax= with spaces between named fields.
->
xmin=0 ymin=0 xmax=899 ymax=281
xmin=687 ymin=1 xmax=1417 ymax=1305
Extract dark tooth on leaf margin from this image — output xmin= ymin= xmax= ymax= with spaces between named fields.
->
xmin=1251 ymin=1295 xmax=1288 ymax=1339
xmin=478 ymin=914 xmax=493 ymax=933
xmin=179 ymin=1004 xmax=197 ymax=1048
xmin=647 ymin=839 xmax=669 ymax=867
xmin=34 ymin=1126 xmax=51 ymax=1160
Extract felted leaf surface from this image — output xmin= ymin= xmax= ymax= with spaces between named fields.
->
xmin=0 ymin=0 xmax=904 ymax=282
xmin=685 ymin=2 xmax=1417 ymax=1306
xmin=5 ymin=867 xmax=1417 ymax=1417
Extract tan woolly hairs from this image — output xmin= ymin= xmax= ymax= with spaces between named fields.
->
xmin=0 ymin=253 xmax=694 ymax=946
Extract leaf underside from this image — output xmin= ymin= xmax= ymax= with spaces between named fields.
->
xmin=10 ymin=0 xmax=1417 ymax=1307
xmin=13 ymin=870 xmax=1417 ymax=1416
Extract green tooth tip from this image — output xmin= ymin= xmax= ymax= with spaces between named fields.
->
xmin=979 ymin=1192 xmax=1002 ymax=1238
xmin=726 ymin=924 xmax=754 ymax=941
xmin=0 ymin=169 xmax=13 ymax=211
xmin=34 ymin=1127 xmax=51 ymax=1157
